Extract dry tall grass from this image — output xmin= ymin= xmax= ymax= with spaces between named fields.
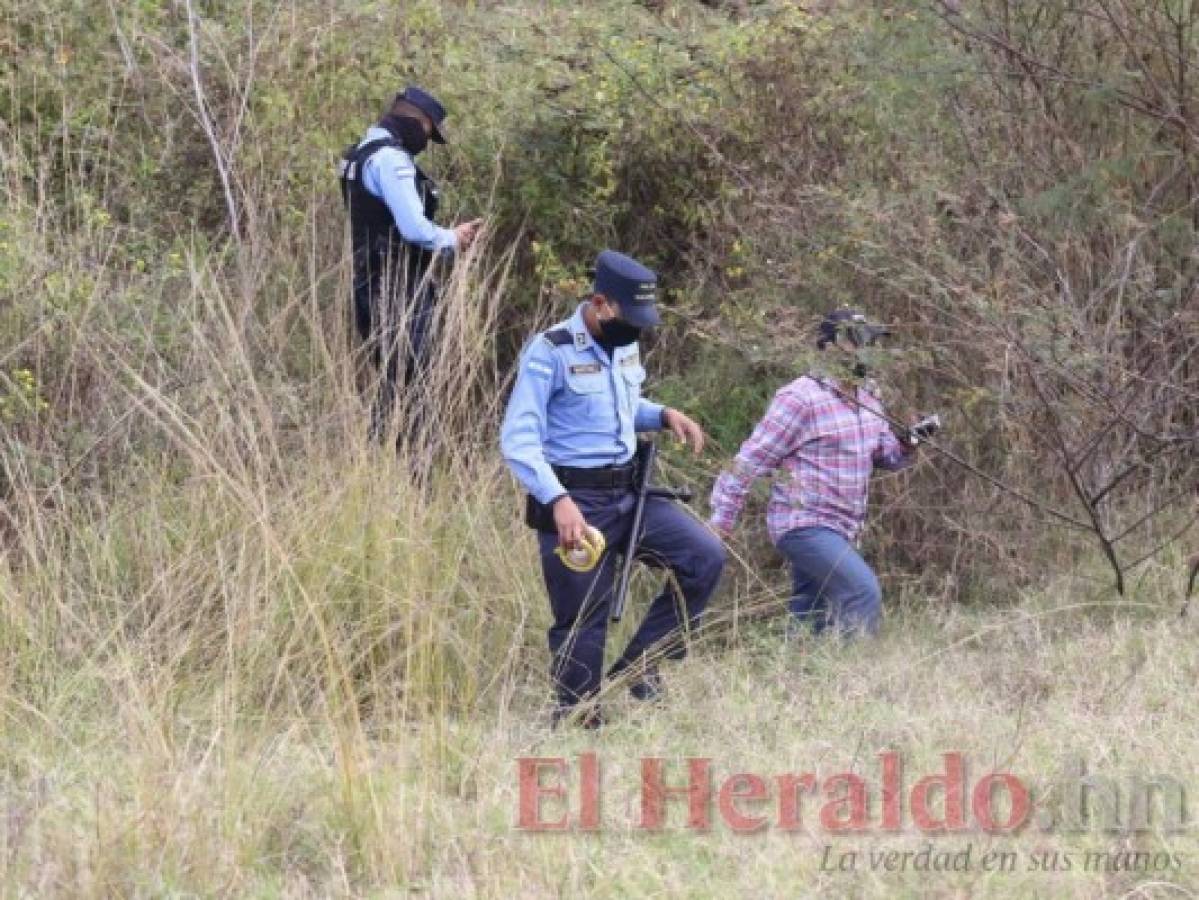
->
xmin=2 ymin=187 xmax=1196 ymax=893
xmin=1 ymin=3 xmax=1196 ymax=895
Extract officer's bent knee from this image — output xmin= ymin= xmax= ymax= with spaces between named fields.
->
xmin=699 ymin=538 xmax=727 ymax=580
xmin=713 ymin=542 xmax=729 ymax=576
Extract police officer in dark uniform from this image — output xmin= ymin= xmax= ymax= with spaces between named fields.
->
xmin=501 ymin=250 xmax=727 ymax=726
xmin=339 ymin=86 xmax=482 ymax=439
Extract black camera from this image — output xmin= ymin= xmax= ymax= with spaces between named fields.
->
xmin=906 ymin=414 xmax=941 ymax=446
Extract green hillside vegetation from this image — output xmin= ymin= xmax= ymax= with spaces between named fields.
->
xmin=1 ymin=1 xmax=1196 ymax=895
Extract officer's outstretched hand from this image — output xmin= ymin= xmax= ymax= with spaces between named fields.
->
xmin=552 ymin=495 xmax=589 ymax=550
xmin=455 ymin=218 xmax=484 ymax=250
xmin=662 ymin=407 xmax=705 ymax=455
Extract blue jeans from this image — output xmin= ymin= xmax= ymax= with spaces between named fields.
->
xmin=776 ymin=526 xmax=882 ymax=636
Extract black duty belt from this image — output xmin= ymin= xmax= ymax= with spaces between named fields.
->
xmin=552 ymin=463 xmax=636 ymax=490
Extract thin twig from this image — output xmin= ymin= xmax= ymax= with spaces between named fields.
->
xmin=183 ymin=0 xmax=242 ymax=246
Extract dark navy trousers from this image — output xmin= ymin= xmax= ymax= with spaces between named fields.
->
xmin=366 ymin=280 xmax=437 ymax=441
xmin=536 ymin=488 xmax=726 ymax=710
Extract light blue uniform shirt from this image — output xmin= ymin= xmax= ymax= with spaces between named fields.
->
xmin=359 ymin=126 xmax=458 ymax=254
xmin=501 ymin=304 xmax=666 ymax=505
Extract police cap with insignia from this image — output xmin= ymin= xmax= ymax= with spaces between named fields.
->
xmin=592 ymin=250 xmax=661 ymax=328
xmin=396 ymin=86 xmax=448 ymax=144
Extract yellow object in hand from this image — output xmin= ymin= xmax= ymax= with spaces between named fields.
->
xmin=554 ymin=525 xmax=607 ymax=573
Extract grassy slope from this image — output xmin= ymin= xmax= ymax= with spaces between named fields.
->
xmin=2 ymin=1 xmax=1197 ymax=896
xmin=1 ymin=455 xmax=1195 ymax=897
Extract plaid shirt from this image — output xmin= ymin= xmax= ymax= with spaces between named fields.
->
xmin=709 ymin=374 xmax=912 ymax=544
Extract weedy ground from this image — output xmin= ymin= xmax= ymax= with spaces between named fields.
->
xmin=1 ymin=419 xmax=1195 ymax=896
xmin=3 ymin=2 xmax=1197 ymax=895
xmin=1 ymin=192 xmax=1194 ymax=899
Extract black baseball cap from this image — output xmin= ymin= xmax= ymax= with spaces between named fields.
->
xmin=816 ymin=308 xmax=891 ymax=349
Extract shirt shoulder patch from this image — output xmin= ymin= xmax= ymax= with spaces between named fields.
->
xmin=542 ymin=328 xmax=573 ymax=347
xmin=390 ymin=159 xmax=416 ymax=179
xmin=525 ymin=358 xmax=554 ymax=379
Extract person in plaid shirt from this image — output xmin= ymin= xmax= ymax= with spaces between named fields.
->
xmin=708 ymin=309 xmax=918 ymax=635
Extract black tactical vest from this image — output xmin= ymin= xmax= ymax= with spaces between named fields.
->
xmin=339 ymin=136 xmax=441 ymax=342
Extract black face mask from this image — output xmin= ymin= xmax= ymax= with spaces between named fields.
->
xmin=379 ymin=114 xmax=429 ymax=155
xmin=597 ymin=317 xmax=641 ymax=349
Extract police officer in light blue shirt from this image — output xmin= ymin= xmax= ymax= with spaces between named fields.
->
xmin=339 ymin=86 xmax=482 ymax=440
xmin=501 ymin=250 xmax=726 ymax=726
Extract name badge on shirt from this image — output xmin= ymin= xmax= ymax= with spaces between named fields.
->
xmin=570 ymin=363 xmax=601 ymax=375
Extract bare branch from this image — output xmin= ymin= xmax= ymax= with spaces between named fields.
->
xmin=183 ymin=0 xmax=242 ymax=247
